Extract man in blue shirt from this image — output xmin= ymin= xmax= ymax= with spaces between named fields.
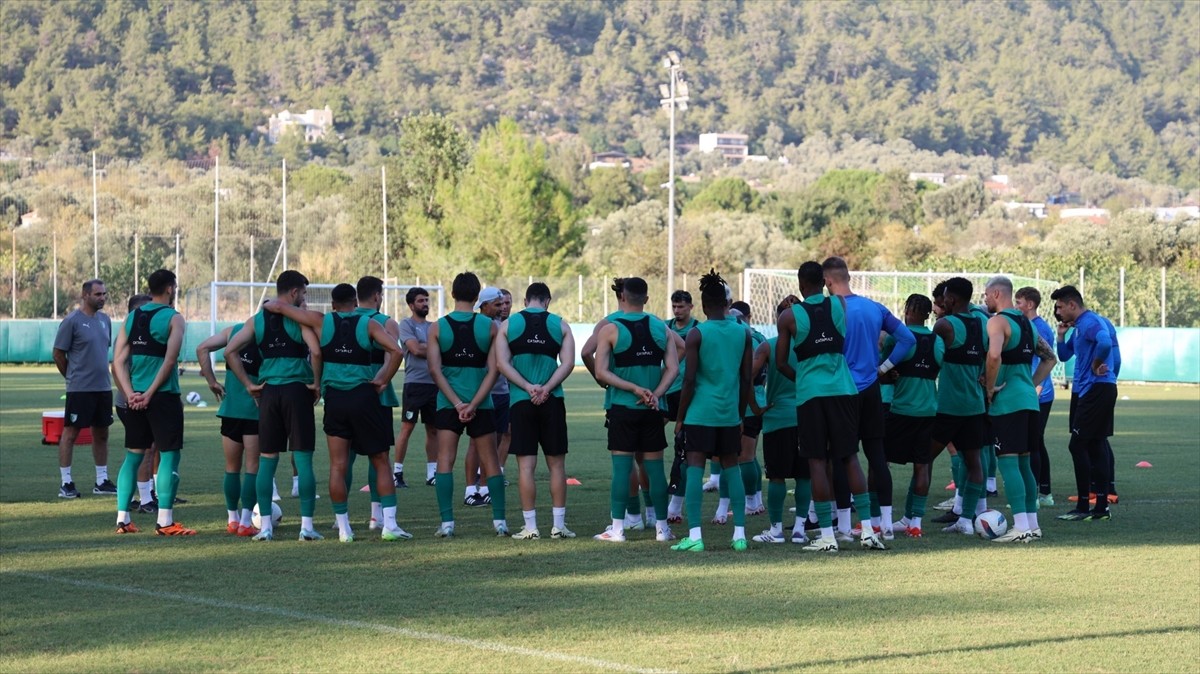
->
xmin=823 ymin=257 xmax=915 ymax=540
xmin=1050 ymin=285 xmax=1119 ymax=521
xmin=1015 ymin=287 xmax=1057 ymax=506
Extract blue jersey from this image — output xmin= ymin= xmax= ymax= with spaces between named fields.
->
xmin=1056 ymin=310 xmax=1119 ymax=397
xmin=842 ymin=295 xmax=916 ymax=393
xmin=1031 ymin=316 xmax=1055 ymax=404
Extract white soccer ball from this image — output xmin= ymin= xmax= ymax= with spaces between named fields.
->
xmin=252 ymin=502 xmax=283 ymax=528
xmin=974 ymin=509 xmax=1009 ymax=539
xmin=185 ymin=391 xmax=202 ymax=405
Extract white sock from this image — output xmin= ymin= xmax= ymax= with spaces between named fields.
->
xmin=820 ymin=526 xmax=834 ymax=540
xmin=272 ymin=479 xmax=280 ymax=500
xmin=977 ymin=498 xmax=988 ymax=515
xmin=227 ymin=509 xmax=238 ymax=523
xmin=157 ymin=507 xmax=173 ymax=527
xmin=1028 ymin=512 xmax=1040 ymax=531
xmin=645 ymin=506 xmax=656 ymax=522
xmin=301 ymin=516 xmax=314 ymax=531
xmin=60 ymin=467 xmax=72 ymax=484
xmin=427 ymin=462 xmax=437 ymax=480
xmin=668 ymin=495 xmax=684 ymax=517
xmin=745 ymin=496 xmax=754 ymax=511
xmin=791 ymin=519 xmax=804 ymax=536
xmin=96 ymin=465 xmax=108 ymax=484
xmin=383 ymin=505 xmax=398 ymax=530
xmin=117 ymin=510 xmax=129 ymax=525
xmin=479 ymin=485 xmax=490 ymax=496
xmin=808 ymin=500 xmax=817 ymax=521
xmin=837 ymin=508 xmax=851 ymax=533
xmin=292 ymin=476 xmax=299 ymax=490
xmin=371 ymin=501 xmax=383 ymax=522
xmin=394 ymin=462 xmax=403 ymax=473
xmin=987 ymin=477 xmax=997 ymax=492
xmin=137 ymin=481 xmax=153 ymax=503
xmin=1014 ymin=512 xmax=1030 ymax=531
xmin=240 ymin=509 xmax=253 ymax=527
xmin=953 ymin=493 xmax=963 ymax=514
xmin=624 ymin=511 xmax=641 ymax=527
xmin=465 ymin=485 xmax=477 ymax=498
xmin=523 ymin=509 xmax=537 ymax=531
xmin=552 ymin=506 xmax=566 ymax=530
xmin=716 ymin=497 xmax=730 ymax=519
xmin=689 ymin=526 xmax=702 ymax=540
xmin=881 ymin=506 xmax=893 ymax=529
xmin=733 ymin=525 xmax=745 ymax=540
xmin=610 ymin=518 xmax=624 ymax=535
xmin=754 ymin=492 xmax=764 ymax=509
xmin=870 ymin=516 xmax=881 ymax=530
xmin=260 ymin=516 xmax=274 ymax=535
xmin=769 ymin=522 xmax=783 ymax=536
xmin=656 ymin=519 xmax=670 ymax=536
xmin=335 ymin=512 xmax=351 ymax=536
xmin=910 ymin=516 xmax=922 ymax=529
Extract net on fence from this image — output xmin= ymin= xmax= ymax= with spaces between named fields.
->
xmin=208 ymin=282 xmax=445 ymax=331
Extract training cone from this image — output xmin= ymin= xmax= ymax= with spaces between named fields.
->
xmin=566 ymin=477 xmax=582 ymax=486
xmin=945 ymin=481 xmax=956 ymax=491
xmin=1135 ymin=461 xmax=1153 ymax=468
xmin=359 ymin=484 xmax=371 ymax=492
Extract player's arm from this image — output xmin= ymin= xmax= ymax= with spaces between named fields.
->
xmin=52 ymin=348 xmax=69 ymax=378
xmin=464 ymin=322 xmax=500 ymax=413
xmin=401 ymin=321 xmax=428 ymax=358
xmin=300 ymin=325 xmax=322 ymax=402
xmin=594 ymin=324 xmax=651 ymax=405
xmin=264 ymin=300 xmax=324 ymax=330
xmin=673 ymin=329 xmax=703 ymax=433
xmin=652 ymin=330 xmax=679 ymax=401
xmin=750 ymin=340 xmax=772 ymax=414
xmin=1088 ymin=321 xmax=1113 ymax=375
xmin=143 ymin=314 xmax=185 ymax=400
xmin=774 ymin=309 xmax=796 ymax=381
xmin=984 ymin=315 xmax=1007 ymax=403
xmin=933 ymin=316 xmax=954 ymax=348
xmin=426 ymin=321 xmax=459 ymax=406
xmin=224 ymin=322 xmax=260 ymax=397
xmin=493 ymin=320 xmax=530 ymax=392
xmin=580 ymin=318 xmax=609 ymax=384
xmin=1031 ymin=333 xmax=1057 ymax=386
xmin=195 ymin=327 xmax=233 ymax=401
xmin=367 ymin=320 xmax=403 ymax=392
xmin=51 ymin=320 xmax=73 ymax=377
xmin=1055 ymin=322 xmax=1075 ymax=362
xmin=738 ymin=333 xmax=753 ymax=419
xmin=542 ymin=320 xmax=576 ymax=394
xmin=879 ymin=309 xmax=915 ymax=375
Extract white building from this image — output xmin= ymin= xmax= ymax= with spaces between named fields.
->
xmin=268 ymin=106 xmax=334 ymax=144
xmin=698 ymin=133 xmax=749 ymax=163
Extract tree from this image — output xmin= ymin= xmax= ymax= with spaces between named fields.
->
xmin=686 ymin=177 xmax=761 ymax=214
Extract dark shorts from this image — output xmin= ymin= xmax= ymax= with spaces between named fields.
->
xmin=434 ymin=407 xmax=496 ymax=438
xmin=992 ymin=410 xmax=1040 ymax=456
xmin=606 ymin=406 xmax=667 ymax=454
xmin=796 ymin=395 xmax=859 ymax=461
xmin=1070 ymin=384 xmax=1117 ymax=440
xmin=741 ymin=414 xmax=763 ymax=439
xmin=856 ymin=380 xmax=886 ymax=441
xmin=122 ymin=392 xmax=183 ymax=451
xmin=931 ymin=413 xmax=988 ymax=453
xmin=884 ymin=412 xmax=934 ymax=465
xmin=492 ymin=393 xmax=511 ymax=435
xmin=324 ymin=384 xmax=391 ymax=455
xmin=64 ymin=391 xmax=114 ymax=429
xmin=380 ymin=406 xmax=395 ymax=446
xmin=661 ymin=390 xmax=682 ymax=422
xmin=259 ymin=382 xmax=316 ymax=453
xmin=219 ymin=417 xmax=260 ymax=443
xmin=763 ymin=427 xmax=808 ymax=480
xmin=510 ymin=398 xmax=568 ymax=457
xmin=401 ymin=382 xmax=438 ymax=425
xmin=684 ymin=424 xmax=742 ymax=459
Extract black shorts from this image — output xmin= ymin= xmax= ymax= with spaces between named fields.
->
xmin=122 ymin=392 xmax=183 ymax=451
xmin=509 ymin=398 xmax=568 ymax=457
xmin=324 ymin=384 xmax=391 ymax=455
xmin=796 ymin=395 xmax=859 ymax=461
xmin=606 ymin=406 xmax=667 ymax=454
xmin=64 ymin=391 xmax=114 ymax=429
xmin=931 ymin=413 xmax=987 ymax=453
xmin=742 ymin=414 xmax=763 ymax=439
xmin=661 ymin=390 xmax=682 ymax=422
xmin=856 ymin=381 xmax=886 ymax=441
xmin=434 ymin=407 xmax=496 ymax=438
xmin=219 ymin=417 xmax=259 ymax=443
xmin=492 ymin=393 xmax=511 ymax=435
xmin=884 ymin=412 xmax=934 ymax=465
xmin=992 ymin=410 xmax=1040 ymax=456
xmin=1070 ymin=384 xmax=1116 ymax=440
xmin=259 ymin=382 xmax=316 ymax=453
xmin=763 ymin=427 xmax=808 ymax=480
xmin=401 ymin=382 xmax=438 ymax=425
xmin=684 ymin=424 xmax=742 ymax=459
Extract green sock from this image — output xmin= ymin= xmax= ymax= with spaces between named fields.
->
xmin=725 ymin=463 xmax=746 ymax=527
xmin=815 ymin=500 xmax=833 ymax=529
xmin=794 ymin=478 xmax=812 ymax=519
xmin=984 ymin=444 xmax=997 ymax=480
xmin=739 ymin=461 xmax=756 ymax=498
xmin=294 ymin=451 xmax=316 ymax=518
xmin=1019 ymin=454 xmax=1038 ymax=514
xmin=610 ymin=455 xmax=633 ymax=521
xmin=642 ymin=488 xmax=654 ymax=510
xmin=852 ymin=492 xmax=872 ymax=531
xmin=381 ymin=493 xmax=397 ymax=510
xmin=367 ymin=463 xmax=380 ymax=502
xmin=905 ymin=475 xmax=916 ymax=519
xmin=951 ymin=453 xmax=964 ymax=487
xmin=116 ymin=451 xmax=144 ymax=511
xmin=767 ymin=480 xmax=787 ymax=523
xmin=241 ymin=472 xmax=257 ymax=513
xmin=998 ymin=455 xmax=1026 ymax=514
xmin=626 ymin=492 xmax=642 ymax=516
xmin=643 ymin=458 xmax=668 ymax=516
xmin=912 ymin=494 xmax=928 ymax=519
xmin=869 ymin=492 xmax=881 ymax=519
xmin=156 ymin=450 xmax=180 ymax=509
xmin=256 ymin=456 xmax=279 ymax=523
xmin=486 ymin=474 xmax=506 ymax=521
xmin=223 ymin=471 xmax=240 ymax=511
xmin=719 ymin=467 xmax=730 ymax=499
xmin=685 ymin=465 xmax=704 ymax=527
xmin=344 ymin=452 xmax=356 ymax=495
xmin=435 ymin=472 xmax=454 ymax=522
xmin=332 ymin=500 xmax=349 ymax=515
xmin=754 ymin=458 xmax=764 ymax=494
xmin=961 ymin=480 xmax=984 ymax=519
xmin=709 ymin=459 xmax=722 ymax=477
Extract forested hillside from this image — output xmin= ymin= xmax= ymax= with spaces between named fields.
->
xmin=1 ymin=0 xmax=1197 ymax=187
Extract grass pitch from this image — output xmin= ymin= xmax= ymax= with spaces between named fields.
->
xmin=1 ymin=365 xmax=1198 ymax=673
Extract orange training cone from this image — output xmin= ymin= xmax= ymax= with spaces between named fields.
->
xmin=1135 ymin=461 xmax=1153 ymax=468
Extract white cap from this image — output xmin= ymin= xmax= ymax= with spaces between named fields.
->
xmin=475 ymin=286 xmax=503 ymax=310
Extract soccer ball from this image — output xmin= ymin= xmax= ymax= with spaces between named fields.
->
xmin=185 ymin=391 xmax=202 ymax=405
xmin=251 ymin=502 xmax=283 ymax=528
xmin=974 ymin=510 xmax=1009 ymax=539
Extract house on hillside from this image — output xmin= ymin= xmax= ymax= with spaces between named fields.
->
xmin=267 ymin=106 xmax=334 ymax=144
xmin=589 ymin=151 xmax=631 ymax=171
xmin=698 ymin=132 xmax=749 ymax=164
xmin=908 ymin=172 xmax=945 ymax=185
xmin=1058 ymin=207 xmax=1110 ymax=224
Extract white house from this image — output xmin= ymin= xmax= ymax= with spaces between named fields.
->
xmin=268 ymin=106 xmax=334 ymax=144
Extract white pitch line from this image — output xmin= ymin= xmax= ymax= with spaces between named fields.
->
xmin=6 ymin=571 xmax=674 ymax=674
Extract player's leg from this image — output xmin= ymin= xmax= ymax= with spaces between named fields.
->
xmin=543 ymin=397 xmax=572 ymax=538
xmin=510 ymin=400 xmax=541 ymax=539
xmin=738 ymin=431 xmax=759 ymax=517
xmin=150 ymin=393 xmax=192 ymax=535
xmin=253 ymin=386 xmax=284 ymax=540
xmin=238 ymin=431 xmax=260 ymax=534
xmin=433 ymin=410 xmax=463 ymax=536
xmin=222 ymin=429 xmax=245 ymax=533
xmin=464 ymin=438 xmax=481 ymax=505
xmin=470 ymin=411 xmax=507 ymax=535
xmin=515 ymin=454 xmax=539 ymax=538
xmin=328 ymin=433 xmax=353 ymax=541
xmin=90 ymin=407 xmax=113 ymax=494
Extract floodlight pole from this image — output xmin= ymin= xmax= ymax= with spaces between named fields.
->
xmin=660 ymin=53 xmax=688 ymax=311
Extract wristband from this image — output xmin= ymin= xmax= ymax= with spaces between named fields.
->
xmin=878 ymin=359 xmax=895 ymax=374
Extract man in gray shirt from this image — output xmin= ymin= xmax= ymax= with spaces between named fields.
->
xmin=52 ymin=279 xmax=115 ymax=498
xmin=395 ymin=287 xmax=439 ymax=486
